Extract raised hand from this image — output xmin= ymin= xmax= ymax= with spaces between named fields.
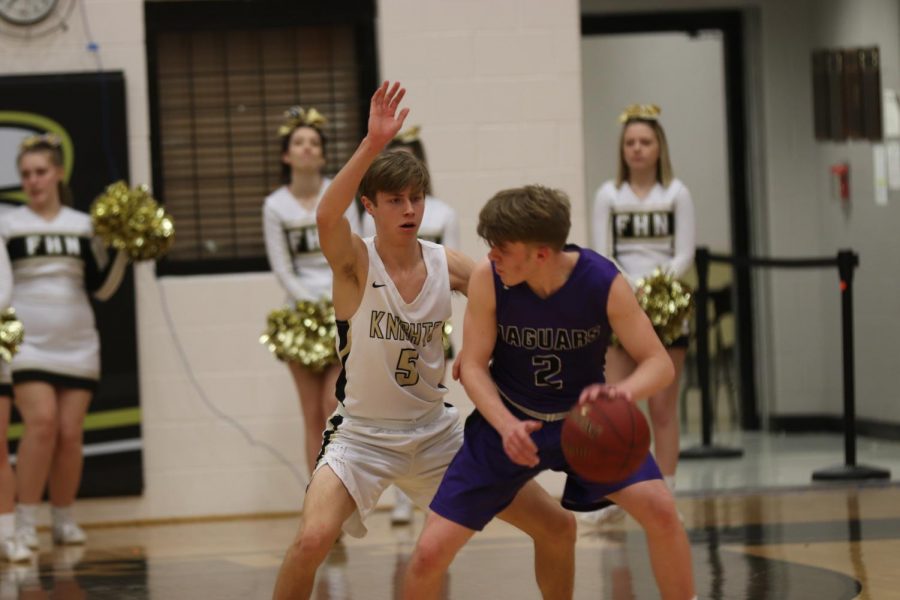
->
xmin=367 ymin=81 xmax=409 ymax=149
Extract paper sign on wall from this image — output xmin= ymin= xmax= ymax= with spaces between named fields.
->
xmin=887 ymin=141 xmax=900 ymax=191
xmin=885 ymin=90 xmax=900 ymax=138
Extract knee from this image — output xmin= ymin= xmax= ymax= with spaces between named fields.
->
xmin=529 ymin=508 xmax=577 ymax=549
xmin=56 ymin=423 xmax=84 ymax=449
xmin=641 ymin=497 xmax=683 ymax=537
xmin=288 ymin=526 xmax=338 ymax=567
xmin=407 ymin=538 xmax=453 ymax=579
xmin=25 ymin=412 xmax=58 ymax=444
xmin=649 ymin=399 xmax=677 ymax=428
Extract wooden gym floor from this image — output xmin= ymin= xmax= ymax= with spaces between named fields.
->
xmin=1 ymin=482 xmax=899 ymax=598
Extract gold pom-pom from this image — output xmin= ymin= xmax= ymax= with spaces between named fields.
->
xmin=1 ymin=308 xmax=24 ymax=363
xmin=91 ymin=181 xmax=175 ymax=261
xmin=612 ymin=269 xmax=693 ymax=347
xmin=260 ymin=300 xmax=338 ymax=371
xmin=636 ymin=269 xmax=693 ymax=345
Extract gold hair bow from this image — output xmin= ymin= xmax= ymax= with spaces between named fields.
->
xmin=618 ymin=104 xmax=661 ymax=123
xmin=19 ymin=133 xmax=62 ymax=151
xmin=277 ymin=106 xmax=327 ymax=137
xmin=394 ymin=125 xmax=421 ymax=144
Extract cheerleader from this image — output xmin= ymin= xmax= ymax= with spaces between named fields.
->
xmin=359 ymin=126 xmax=460 ymax=525
xmin=263 ymin=108 xmax=359 ymax=478
xmin=1 ymin=135 xmax=128 ymax=549
xmin=588 ymin=105 xmax=695 ymax=524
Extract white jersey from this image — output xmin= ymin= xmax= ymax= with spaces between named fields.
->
xmin=336 ymin=237 xmax=451 ymax=421
xmin=263 ymin=180 xmax=360 ymax=303
xmin=361 ymin=195 xmax=459 ymax=250
xmin=591 ymin=179 xmax=695 ymax=280
xmin=0 ymin=205 xmax=127 ymax=381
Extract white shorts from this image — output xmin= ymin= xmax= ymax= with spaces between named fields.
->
xmin=313 ymin=403 xmax=463 ymax=538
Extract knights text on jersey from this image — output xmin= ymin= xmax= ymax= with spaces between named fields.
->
xmin=490 ymin=245 xmax=618 ymax=415
xmin=335 ymin=238 xmax=451 ymax=421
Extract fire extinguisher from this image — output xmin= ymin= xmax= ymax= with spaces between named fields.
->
xmin=830 ymin=162 xmax=850 ymax=203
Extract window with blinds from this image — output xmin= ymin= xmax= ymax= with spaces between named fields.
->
xmin=146 ymin=2 xmax=377 ymax=274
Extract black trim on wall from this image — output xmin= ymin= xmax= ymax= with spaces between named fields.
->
xmin=581 ymin=10 xmax=759 ymax=430
xmin=770 ymin=415 xmax=900 ymax=441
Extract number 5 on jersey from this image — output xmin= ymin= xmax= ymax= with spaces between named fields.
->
xmin=395 ymin=348 xmax=419 ymax=386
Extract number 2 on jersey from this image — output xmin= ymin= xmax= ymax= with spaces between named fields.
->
xmin=532 ymin=354 xmax=562 ymax=389
xmin=395 ymin=348 xmax=420 ymax=386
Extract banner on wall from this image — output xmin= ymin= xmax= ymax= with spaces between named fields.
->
xmin=0 ymin=71 xmax=143 ymax=497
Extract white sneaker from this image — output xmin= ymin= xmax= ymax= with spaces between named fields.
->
xmin=578 ymin=505 xmax=626 ymax=527
xmin=0 ymin=535 xmax=32 ymax=563
xmin=390 ymin=490 xmax=413 ymax=525
xmin=15 ymin=525 xmax=38 ymax=550
xmin=52 ymin=522 xmax=86 ymax=545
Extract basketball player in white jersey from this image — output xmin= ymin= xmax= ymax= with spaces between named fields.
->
xmin=359 ymin=125 xmax=460 ymax=525
xmin=272 ymin=82 xmax=577 ymax=600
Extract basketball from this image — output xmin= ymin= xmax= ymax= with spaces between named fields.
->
xmin=561 ymin=389 xmax=651 ymax=483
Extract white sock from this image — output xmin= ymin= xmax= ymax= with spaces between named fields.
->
xmin=0 ymin=512 xmax=14 ymax=538
xmin=52 ymin=505 xmax=74 ymax=526
xmin=664 ymin=475 xmax=676 ymax=493
xmin=16 ymin=504 xmax=38 ymax=528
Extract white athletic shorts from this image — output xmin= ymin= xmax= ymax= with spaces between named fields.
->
xmin=313 ymin=403 xmax=463 ymax=538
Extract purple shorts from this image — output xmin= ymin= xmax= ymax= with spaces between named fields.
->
xmin=429 ymin=406 xmax=662 ymax=531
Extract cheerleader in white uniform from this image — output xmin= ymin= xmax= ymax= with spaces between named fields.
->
xmin=0 ymin=135 xmax=127 ymax=550
xmin=588 ymin=105 xmax=695 ymax=524
xmin=263 ymin=108 xmax=360 ymax=478
xmin=359 ymin=126 xmax=460 ymax=525
xmin=0 ymin=201 xmax=32 ymax=562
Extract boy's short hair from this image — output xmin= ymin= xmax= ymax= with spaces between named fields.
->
xmin=359 ymin=150 xmax=430 ymax=203
xmin=477 ymin=185 xmax=571 ymax=251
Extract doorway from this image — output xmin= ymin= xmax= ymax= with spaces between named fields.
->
xmin=580 ymin=10 xmax=758 ymax=430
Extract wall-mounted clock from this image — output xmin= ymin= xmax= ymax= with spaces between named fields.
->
xmin=0 ymin=0 xmax=76 ymax=38
xmin=0 ymin=0 xmax=59 ymax=25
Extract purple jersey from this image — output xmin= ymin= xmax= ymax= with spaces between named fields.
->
xmin=490 ymin=245 xmax=619 ymax=415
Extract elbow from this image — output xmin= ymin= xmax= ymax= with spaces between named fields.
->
xmin=315 ymin=206 xmax=339 ymax=231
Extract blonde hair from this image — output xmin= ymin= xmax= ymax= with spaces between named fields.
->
xmin=616 ymin=118 xmax=674 ymax=188
xmin=477 ymin=185 xmax=570 ymax=251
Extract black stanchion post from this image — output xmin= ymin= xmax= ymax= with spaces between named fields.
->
xmin=681 ymin=247 xmax=743 ymax=459
xmin=813 ymin=250 xmax=889 ymax=480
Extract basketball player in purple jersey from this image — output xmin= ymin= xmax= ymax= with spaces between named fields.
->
xmin=404 ymin=185 xmax=696 ymax=600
